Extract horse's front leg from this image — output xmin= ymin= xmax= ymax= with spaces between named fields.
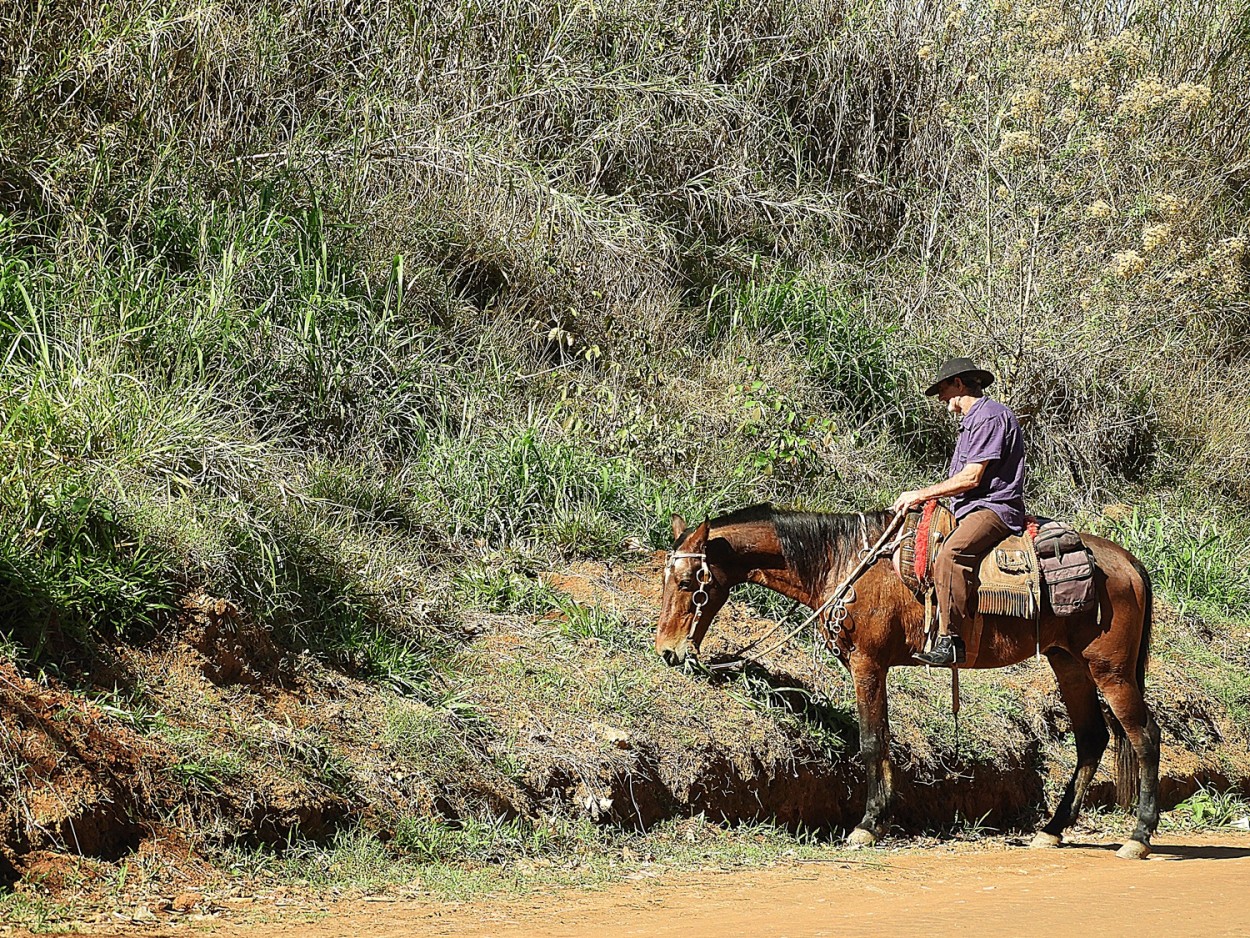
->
xmin=849 ymin=657 xmax=894 ymax=847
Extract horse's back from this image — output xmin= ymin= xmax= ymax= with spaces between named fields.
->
xmin=1080 ymin=532 xmax=1149 ymax=602
xmin=956 ymin=530 xmax=1148 ymax=670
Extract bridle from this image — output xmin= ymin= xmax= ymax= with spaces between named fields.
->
xmin=664 ymin=549 xmax=713 ymax=639
xmin=664 ymin=510 xmax=908 ymax=668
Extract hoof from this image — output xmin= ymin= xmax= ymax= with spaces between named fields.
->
xmin=1116 ymin=840 xmax=1151 ymax=860
xmin=1029 ymin=832 xmax=1063 ymax=849
xmin=847 ymin=828 xmax=878 ymax=849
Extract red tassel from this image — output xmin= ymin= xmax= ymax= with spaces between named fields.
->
xmin=914 ymin=498 xmax=939 ymax=581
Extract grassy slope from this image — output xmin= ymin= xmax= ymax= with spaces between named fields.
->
xmin=1 ymin=0 xmax=1249 ymax=892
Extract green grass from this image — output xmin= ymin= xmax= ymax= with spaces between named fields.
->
xmin=554 ymin=597 xmax=639 ymax=654
xmin=382 ymin=701 xmax=450 ymax=759
xmin=0 ymin=892 xmax=87 ymax=933
xmin=390 ymin=814 xmax=600 ymax=865
xmin=453 ymin=562 xmax=560 ymax=615
xmin=1162 ymin=785 xmax=1250 ymax=831
xmin=213 ymin=814 xmax=859 ymax=904
xmin=0 ymin=485 xmax=177 ymax=656
xmin=1099 ymin=504 xmax=1250 ymax=623
xmin=214 ymin=817 xmax=612 ymax=899
xmin=712 ymin=277 xmax=914 ymax=433
xmin=90 ymin=684 xmax=165 ymax=733
xmin=160 ymin=725 xmax=248 ymax=790
xmin=1156 ymin=627 xmax=1250 ymax=730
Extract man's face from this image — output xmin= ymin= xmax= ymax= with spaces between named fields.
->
xmin=936 ymin=377 xmax=967 ymax=415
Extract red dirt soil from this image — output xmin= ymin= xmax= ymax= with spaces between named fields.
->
xmin=25 ymin=832 xmax=1250 ymax=938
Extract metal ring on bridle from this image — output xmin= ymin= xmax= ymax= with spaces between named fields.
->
xmin=689 ymin=560 xmax=713 ymax=637
xmin=666 ymin=549 xmax=713 ymax=641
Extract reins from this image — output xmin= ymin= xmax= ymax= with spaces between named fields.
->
xmin=669 ymin=509 xmax=908 ymax=671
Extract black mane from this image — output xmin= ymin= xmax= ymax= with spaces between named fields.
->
xmin=710 ymin=503 xmax=893 ymax=591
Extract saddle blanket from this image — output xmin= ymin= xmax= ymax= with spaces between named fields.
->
xmin=894 ymin=501 xmax=1040 ymax=618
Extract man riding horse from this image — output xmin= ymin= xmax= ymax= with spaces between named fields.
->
xmin=890 ymin=357 xmax=1026 ymax=666
xmin=655 ymin=356 xmax=1159 ymax=857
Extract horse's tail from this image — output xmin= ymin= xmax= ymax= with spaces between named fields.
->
xmin=1113 ymin=560 xmax=1153 ymax=809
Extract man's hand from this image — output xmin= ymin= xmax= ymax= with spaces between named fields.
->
xmin=891 ymin=490 xmax=926 ymax=514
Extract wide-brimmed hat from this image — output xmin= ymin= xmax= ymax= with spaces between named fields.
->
xmin=924 ymin=357 xmax=995 ymax=396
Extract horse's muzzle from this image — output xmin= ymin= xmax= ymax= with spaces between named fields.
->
xmin=656 ymin=633 xmax=691 ymax=666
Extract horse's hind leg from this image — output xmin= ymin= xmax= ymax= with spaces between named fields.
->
xmin=1033 ymin=650 xmax=1108 ymax=847
xmin=1095 ymin=674 xmax=1161 ymax=859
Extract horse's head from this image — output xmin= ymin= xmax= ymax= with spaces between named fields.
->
xmin=654 ymin=514 xmax=734 ymax=665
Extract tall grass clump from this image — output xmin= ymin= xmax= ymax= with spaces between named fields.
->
xmin=0 ymin=487 xmax=176 ymax=656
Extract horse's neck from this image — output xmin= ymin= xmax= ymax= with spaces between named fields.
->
xmin=748 ymin=566 xmax=823 ymax=608
xmin=715 ymin=519 xmax=826 ymax=609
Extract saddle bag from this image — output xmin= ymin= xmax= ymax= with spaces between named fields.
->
xmin=1034 ymin=522 xmax=1097 ymax=616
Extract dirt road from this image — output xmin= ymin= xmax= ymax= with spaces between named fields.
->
xmin=36 ymin=833 xmax=1250 ymax=938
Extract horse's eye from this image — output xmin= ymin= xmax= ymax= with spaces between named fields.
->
xmin=678 ymin=578 xmax=694 ymax=591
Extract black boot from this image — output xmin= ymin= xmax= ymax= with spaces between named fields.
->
xmin=914 ymin=634 xmax=966 ymax=666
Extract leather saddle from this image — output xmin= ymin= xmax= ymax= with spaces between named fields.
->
xmin=893 ymin=501 xmax=1040 ymax=620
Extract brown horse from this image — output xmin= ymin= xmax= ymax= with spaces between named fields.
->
xmin=654 ymin=505 xmax=1159 ymax=859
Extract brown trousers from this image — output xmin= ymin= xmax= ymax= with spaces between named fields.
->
xmin=934 ymin=508 xmax=1011 ymax=637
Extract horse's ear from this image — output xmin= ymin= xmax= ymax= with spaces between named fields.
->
xmin=670 ymin=513 xmax=688 ymax=540
xmin=689 ymin=519 xmax=710 ymax=547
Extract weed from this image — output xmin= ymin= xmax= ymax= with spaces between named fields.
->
xmin=945 ymin=810 xmax=999 ymax=841
xmin=382 ymin=701 xmax=448 ymax=759
xmin=391 ymin=814 xmax=600 ymax=864
xmin=168 ymin=760 xmax=230 ymax=790
xmin=628 ymin=815 xmax=852 ymax=868
xmin=0 ymin=892 xmax=86 ymax=932
xmin=1155 ymin=626 xmax=1250 ymax=728
xmin=90 ymin=684 xmax=164 ymax=733
xmin=1163 ymin=785 xmax=1250 ymax=831
xmin=554 ymin=597 xmax=637 ymax=653
xmin=593 ymin=666 xmax=650 ymax=718
xmin=453 ymin=563 xmax=558 ymax=615
xmin=212 ymin=813 xmax=851 ymax=902
xmin=160 ymin=726 xmax=246 ymax=790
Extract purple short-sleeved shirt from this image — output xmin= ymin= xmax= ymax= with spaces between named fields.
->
xmin=949 ymin=397 xmax=1027 ymax=533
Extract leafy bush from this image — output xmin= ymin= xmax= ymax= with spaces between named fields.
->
xmin=1165 ymin=785 xmax=1250 ymax=830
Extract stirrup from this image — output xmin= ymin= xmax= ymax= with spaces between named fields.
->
xmin=914 ymin=634 xmax=966 ymax=666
